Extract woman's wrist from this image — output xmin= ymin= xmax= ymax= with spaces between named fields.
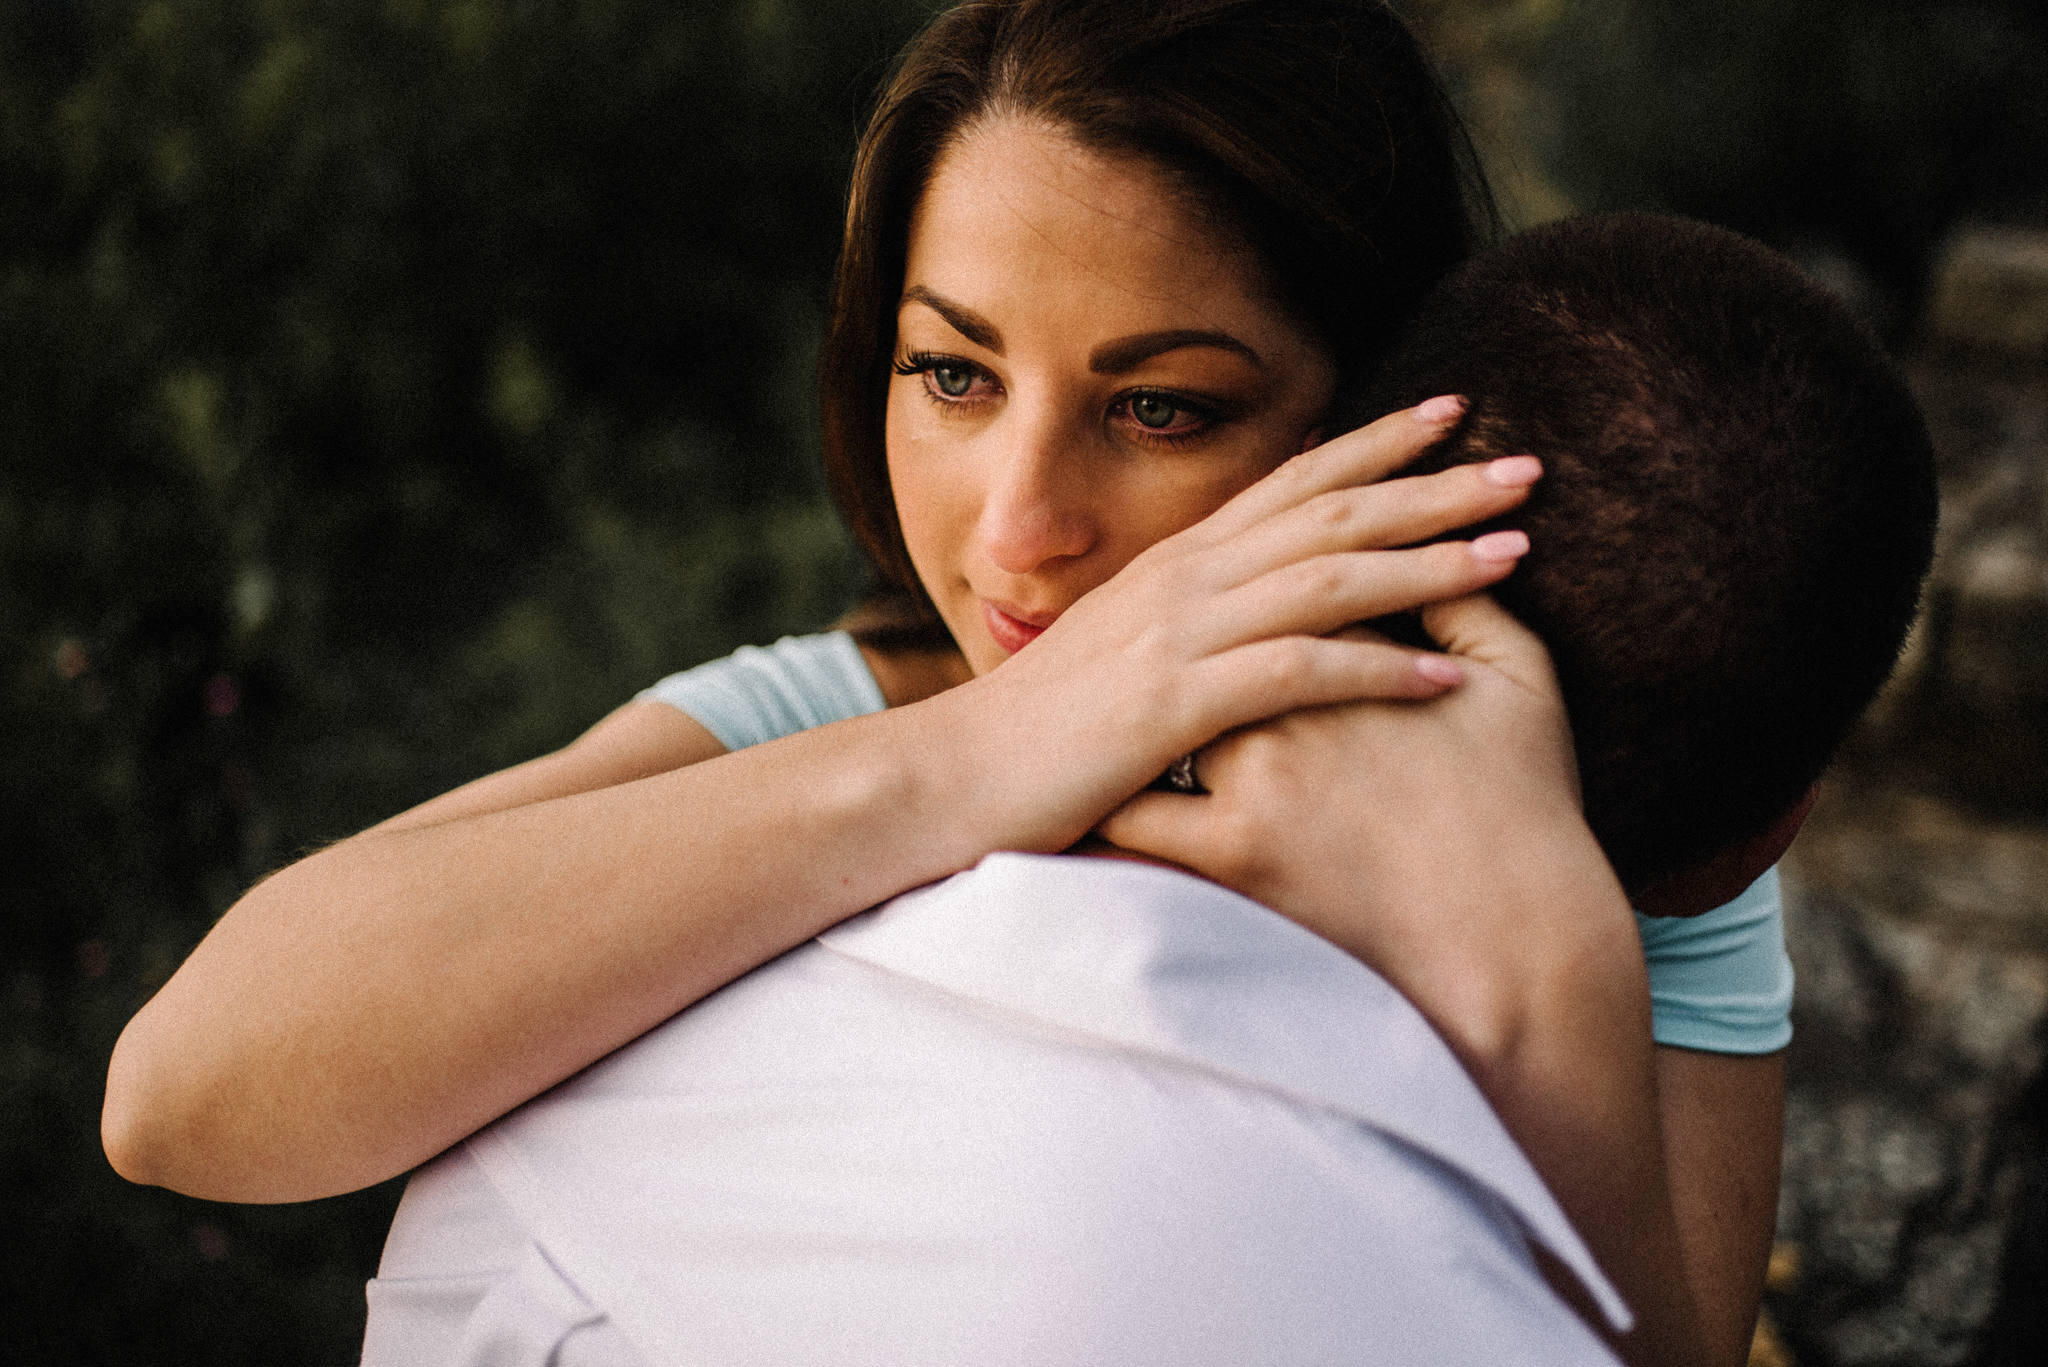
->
xmin=886 ymin=667 xmax=1146 ymax=865
xmin=1355 ymin=816 xmax=1642 ymax=1071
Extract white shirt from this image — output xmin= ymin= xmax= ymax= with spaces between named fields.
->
xmin=364 ymin=854 xmax=1627 ymax=1365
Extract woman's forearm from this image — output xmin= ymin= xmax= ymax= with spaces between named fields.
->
xmin=102 ymin=695 xmax=1008 ymax=1203
xmin=1413 ymin=855 xmax=1706 ymax=1367
xmin=1408 ymin=943 xmax=1780 ymax=1367
xmin=1386 ymin=884 xmax=1785 ymax=1367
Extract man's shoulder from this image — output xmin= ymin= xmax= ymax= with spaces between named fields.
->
xmin=448 ymin=853 xmax=1623 ymax=1363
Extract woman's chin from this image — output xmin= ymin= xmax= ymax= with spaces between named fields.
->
xmin=943 ymin=624 xmax=1008 ymax=678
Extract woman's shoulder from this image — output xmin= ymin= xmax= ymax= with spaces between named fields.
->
xmin=1638 ymin=868 xmax=1793 ymax=1055
xmin=637 ymin=633 xmax=888 ymax=752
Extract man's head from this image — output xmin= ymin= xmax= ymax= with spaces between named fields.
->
xmin=1364 ymin=213 xmax=1938 ymax=898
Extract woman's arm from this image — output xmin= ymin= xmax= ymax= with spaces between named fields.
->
xmin=103 ymin=403 xmax=1539 ymax=1203
xmin=1101 ymin=594 xmax=1721 ymax=1367
xmin=1657 ymin=1046 xmax=1785 ymax=1367
xmin=104 ymin=697 xmax=999 ymax=1202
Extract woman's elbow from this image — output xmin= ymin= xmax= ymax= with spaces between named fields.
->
xmin=100 ymin=1025 xmax=176 ymax=1189
xmin=102 ymin=1009 xmax=389 ymax=1204
xmin=100 ymin=1010 xmax=241 ymax=1199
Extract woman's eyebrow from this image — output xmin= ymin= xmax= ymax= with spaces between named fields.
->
xmin=901 ymin=286 xmax=1002 ymax=352
xmin=1090 ymin=330 xmax=1260 ymax=374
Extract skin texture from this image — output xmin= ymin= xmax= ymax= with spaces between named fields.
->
xmin=102 ymin=119 xmax=1780 ymax=1366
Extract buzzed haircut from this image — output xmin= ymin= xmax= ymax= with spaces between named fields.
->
xmin=1364 ymin=213 xmax=1938 ymax=896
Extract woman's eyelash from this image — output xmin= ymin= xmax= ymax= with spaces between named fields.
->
xmin=892 ymin=350 xmax=969 ymax=378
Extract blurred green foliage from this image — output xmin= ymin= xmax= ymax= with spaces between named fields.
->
xmin=3 ymin=0 xmax=2045 ymax=1361
xmin=1 ymin=0 xmax=927 ymax=1359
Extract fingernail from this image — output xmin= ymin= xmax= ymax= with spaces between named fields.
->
xmin=1414 ymin=653 xmax=1463 ymax=686
xmin=1413 ymin=395 xmax=1466 ymax=427
xmin=1483 ymin=455 xmax=1542 ymax=487
xmin=1471 ymin=529 xmax=1530 ymax=563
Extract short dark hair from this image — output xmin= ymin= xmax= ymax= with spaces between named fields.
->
xmin=1367 ymin=213 xmax=1939 ymax=893
xmin=821 ymin=0 xmax=1491 ymax=640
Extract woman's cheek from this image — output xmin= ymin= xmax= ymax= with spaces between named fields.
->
xmin=884 ymin=411 xmax=931 ymax=539
xmin=885 ymin=401 xmax=976 ymax=610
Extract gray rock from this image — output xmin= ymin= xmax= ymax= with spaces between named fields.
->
xmin=1770 ymin=248 xmax=2048 ymax=1364
xmin=1775 ymin=792 xmax=2048 ymax=1364
xmin=1850 ymin=348 xmax=2048 ymax=818
xmin=1926 ymin=227 xmax=2048 ymax=359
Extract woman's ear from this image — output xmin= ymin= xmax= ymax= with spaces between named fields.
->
xmin=1630 ymin=784 xmax=1821 ymax=918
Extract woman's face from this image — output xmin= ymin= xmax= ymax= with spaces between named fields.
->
xmin=886 ymin=117 xmax=1337 ymax=677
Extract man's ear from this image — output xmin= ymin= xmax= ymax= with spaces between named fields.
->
xmin=1629 ymin=784 xmax=1821 ymax=919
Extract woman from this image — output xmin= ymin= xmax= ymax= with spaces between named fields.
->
xmin=104 ymin=3 xmax=1782 ymax=1363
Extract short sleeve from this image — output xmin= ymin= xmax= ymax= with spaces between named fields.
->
xmin=636 ymin=633 xmax=887 ymax=752
xmin=1637 ymin=867 xmax=1793 ymax=1054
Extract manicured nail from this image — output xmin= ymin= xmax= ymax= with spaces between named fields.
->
xmin=1413 ymin=395 xmax=1466 ymax=427
xmin=1483 ymin=455 xmax=1542 ymax=487
xmin=1414 ymin=653 xmax=1464 ymax=686
xmin=1471 ymin=529 xmax=1530 ymax=563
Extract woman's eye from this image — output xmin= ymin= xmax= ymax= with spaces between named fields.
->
xmin=1119 ymin=392 xmax=1216 ymax=439
xmin=1130 ymin=394 xmax=1179 ymax=429
xmin=894 ymin=353 xmax=989 ymax=404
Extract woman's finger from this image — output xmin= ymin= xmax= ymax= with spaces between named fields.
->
xmin=1420 ymin=592 xmax=1555 ymax=682
xmin=1188 ymin=397 xmax=1467 ymax=542
xmin=1095 ymin=789 xmax=1217 ymax=869
xmin=1169 ymin=635 xmax=1463 ymax=740
xmin=1191 ymin=535 xmax=1529 ymax=653
xmin=1203 ymin=456 xmax=1540 ymax=588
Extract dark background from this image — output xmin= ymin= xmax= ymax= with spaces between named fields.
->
xmin=3 ymin=1 xmax=2044 ymax=1361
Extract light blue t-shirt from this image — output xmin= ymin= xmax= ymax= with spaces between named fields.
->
xmin=640 ymin=632 xmax=1794 ymax=1055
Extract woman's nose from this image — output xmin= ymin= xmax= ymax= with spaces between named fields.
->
xmin=975 ymin=413 xmax=1098 ymax=576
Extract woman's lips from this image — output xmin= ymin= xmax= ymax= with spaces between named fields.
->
xmin=981 ymin=599 xmax=1058 ymax=655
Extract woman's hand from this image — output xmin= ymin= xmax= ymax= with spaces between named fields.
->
xmin=922 ymin=400 xmax=1544 ymax=857
xmin=1099 ymin=595 xmax=1710 ymax=1367
xmin=1100 ymin=594 xmax=1611 ymax=1072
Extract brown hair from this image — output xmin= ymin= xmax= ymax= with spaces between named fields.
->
xmin=820 ymin=0 xmax=1491 ymax=643
xmin=1367 ymin=214 xmax=1939 ymax=892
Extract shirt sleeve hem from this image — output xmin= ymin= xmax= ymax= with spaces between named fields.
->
xmin=1649 ymin=1014 xmax=1793 ymax=1055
